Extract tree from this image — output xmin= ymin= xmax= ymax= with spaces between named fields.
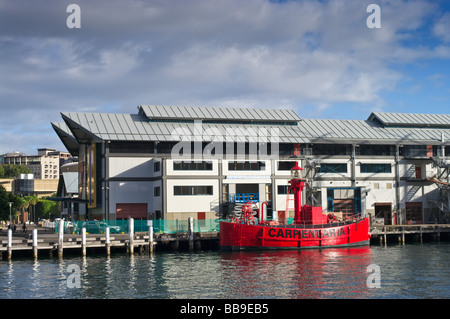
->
xmin=0 ymin=185 xmax=10 ymax=221
xmin=0 ymin=185 xmax=21 ymax=223
xmin=28 ymin=194 xmax=38 ymax=223
xmin=1 ymin=164 xmax=31 ymax=178
xmin=35 ymin=199 xmax=59 ymax=220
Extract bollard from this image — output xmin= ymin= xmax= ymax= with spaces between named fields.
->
xmin=7 ymin=229 xmax=12 ymax=259
xmin=105 ymin=227 xmax=111 ymax=255
xmin=148 ymin=221 xmax=154 ymax=255
xmin=81 ymin=227 xmax=86 ymax=256
xmin=32 ymin=229 xmax=38 ymax=259
xmin=188 ymin=217 xmax=194 ymax=251
xmin=58 ymin=220 xmax=64 ymax=257
xmin=128 ymin=217 xmax=134 ymax=254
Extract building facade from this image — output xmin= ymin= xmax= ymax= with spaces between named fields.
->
xmin=52 ymin=105 xmax=450 ymax=224
xmin=1 ymin=148 xmax=71 ymax=180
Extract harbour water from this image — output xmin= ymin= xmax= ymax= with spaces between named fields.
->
xmin=0 ymin=242 xmax=449 ymax=299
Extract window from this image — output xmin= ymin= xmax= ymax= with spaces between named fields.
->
xmin=174 ymin=185 xmax=213 ymax=196
xmin=173 ymin=161 xmax=213 ymax=171
xmin=277 ymin=161 xmax=296 ymax=171
xmin=360 ymin=164 xmax=391 ymax=173
xmin=312 ymin=144 xmax=351 ymax=156
xmin=154 ymin=186 xmax=160 ymax=197
xmin=228 ymin=161 xmax=265 ymax=171
xmin=357 ymin=144 xmax=394 ymax=156
xmin=277 ymin=185 xmax=290 ymax=195
xmin=154 ymin=161 xmax=160 ymax=172
xmin=319 ymin=163 xmax=347 ymax=173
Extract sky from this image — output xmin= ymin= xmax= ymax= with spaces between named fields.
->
xmin=1 ymin=0 xmax=450 ymax=155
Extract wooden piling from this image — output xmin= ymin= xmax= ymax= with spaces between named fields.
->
xmin=7 ymin=229 xmax=12 ymax=259
xmin=58 ymin=220 xmax=64 ymax=257
xmin=128 ymin=217 xmax=134 ymax=254
xmin=148 ymin=222 xmax=154 ymax=255
xmin=32 ymin=229 xmax=38 ymax=259
xmin=188 ymin=217 xmax=194 ymax=251
xmin=105 ymin=226 xmax=111 ymax=255
xmin=81 ymin=227 xmax=86 ymax=256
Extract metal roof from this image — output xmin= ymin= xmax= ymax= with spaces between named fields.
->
xmin=51 ymin=122 xmax=79 ymax=155
xmin=55 ymin=107 xmax=450 ymax=147
xmin=62 ymin=172 xmax=78 ymax=194
xmin=298 ymin=118 xmax=450 ymax=145
xmin=138 ymin=105 xmax=301 ymax=124
xmin=369 ymin=112 xmax=450 ymax=128
xmin=60 ymin=111 xmax=310 ymax=144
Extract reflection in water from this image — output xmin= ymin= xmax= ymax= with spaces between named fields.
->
xmin=219 ymin=247 xmax=374 ymax=298
xmin=0 ymin=243 xmax=449 ymax=299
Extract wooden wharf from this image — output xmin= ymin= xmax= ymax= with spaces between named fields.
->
xmin=370 ymin=224 xmax=450 ymax=245
xmin=1 ymin=222 xmax=449 ymax=259
xmin=0 ymin=228 xmax=220 ymax=259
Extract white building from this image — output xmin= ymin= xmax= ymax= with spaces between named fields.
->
xmin=1 ymin=148 xmax=70 ymax=180
xmin=51 ymin=105 xmax=450 ymax=224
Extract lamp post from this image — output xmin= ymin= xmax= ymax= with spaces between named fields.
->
xmin=8 ymin=202 xmax=13 ymax=226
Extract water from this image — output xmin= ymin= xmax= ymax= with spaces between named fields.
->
xmin=0 ymin=243 xmax=449 ymax=299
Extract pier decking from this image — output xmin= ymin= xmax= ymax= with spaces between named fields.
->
xmin=0 ymin=227 xmax=219 ymax=259
xmin=370 ymin=224 xmax=450 ymax=245
xmin=1 ymin=223 xmax=449 ymax=259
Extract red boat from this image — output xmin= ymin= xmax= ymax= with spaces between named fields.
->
xmin=220 ymin=162 xmax=371 ymax=251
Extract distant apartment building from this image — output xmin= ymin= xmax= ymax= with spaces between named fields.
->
xmin=1 ymin=148 xmax=72 ymax=180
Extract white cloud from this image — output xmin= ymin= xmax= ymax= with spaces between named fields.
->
xmin=1 ymin=0 xmax=450 ymax=154
xmin=433 ymin=12 xmax=450 ymax=43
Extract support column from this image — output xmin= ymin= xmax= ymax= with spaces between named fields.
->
xmin=81 ymin=227 xmax=86 ymax=256
xmin=394 ymin=145 xmax=401 ymax=225
xmin=351 ymin=144 xmax=356 ymax=187
xmin=7 ymin=229 xmax=12 ymax=259
xmin=58 ymin=220 xmax=64 ymax=257
xmin=128 ymin=217 xmax=134 ymax=254
xmin=32 ymin=229 xmax=38 ymax=259
xmin=188 ymin=217 xmax=194 ymax=251
xmin=148 ymin=221 xmax=154 ymax=255
xmin=105 ymin=226 xmax=111 ymax=255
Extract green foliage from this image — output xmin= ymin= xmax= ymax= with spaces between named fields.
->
xmin=0 ymin=164 xmax=31 ymax=178
xmin=0 ymin=185 xmax=20 ymax=222
xmin=35 ymin=199 xmax=59 ymax=219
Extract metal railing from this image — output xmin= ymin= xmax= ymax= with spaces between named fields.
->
xmin=55 ymin=219 xmax=225 ymax=235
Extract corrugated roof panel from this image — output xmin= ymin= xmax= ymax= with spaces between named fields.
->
xmin=91 ymin=113 xmax=107 ymax=134
xmin=121 ymin=114 xmax=139 ymax=135
xmin=139 ymin=105 xmax=301 ymax=123
xmin=105 ymin=114 xmax=122 ymax=134
xmin=116 ymin=114 xmax=132 ymax=134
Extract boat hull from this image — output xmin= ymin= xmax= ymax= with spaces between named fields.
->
xmin=220 ymin=218 xmax=370 ymax=251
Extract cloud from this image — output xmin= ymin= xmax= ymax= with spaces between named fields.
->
xmin=433 ymin=12 xmax=450 ymax=43
xmin=1 ymin=0 xmax=450 ymax=154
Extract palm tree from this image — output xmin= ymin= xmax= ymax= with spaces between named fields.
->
xmin=28 ymin=195 xmax=38 ymax=223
